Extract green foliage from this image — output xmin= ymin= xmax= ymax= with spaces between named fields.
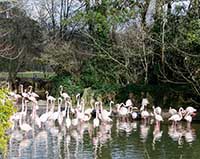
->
xmin=0 ymin=89 xmax=16 ymax=155
xmin=49 ymin=75 xmax=83 ymax=97
xmin=187 ymin=19 xmax=200 ymax=44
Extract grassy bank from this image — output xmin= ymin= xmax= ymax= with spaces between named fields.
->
xmin=0 ymin=72 xmax=55 ymax=79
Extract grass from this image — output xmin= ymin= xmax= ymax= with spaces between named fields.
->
xmin=0 ymin=71 xmax=55 ymax=79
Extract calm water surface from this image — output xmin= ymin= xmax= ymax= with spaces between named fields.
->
xmin=6 ymin=116 xmax=200 ymax=159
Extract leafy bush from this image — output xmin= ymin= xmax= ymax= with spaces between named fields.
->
xmin=0 ymin=89 xmax=16 ymax=156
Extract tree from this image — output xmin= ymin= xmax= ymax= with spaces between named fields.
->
xmin=0 ymin=1 xmax=43 ymax=88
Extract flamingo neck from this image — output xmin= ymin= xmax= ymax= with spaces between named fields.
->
xmin=46 ymin=99 xmax=49 ymax=112
xmin=29 ymin=86 xmax=32 ymax=93
xmin=20 ymin=85 xmax=24 ymax=94
xmin=64 ymin=101 xmax=67 ymax=112
xmin=67 ymin=105 xmax=70 ymax=119
xmin=60 ymin=87 xmax=63 ymax=96
xmin=109 ymin=102 xmax=112 ymax=113
xmin=46 ymin=91 xmax=49 ymax=99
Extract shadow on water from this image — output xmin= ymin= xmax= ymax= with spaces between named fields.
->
xmin=4 ymin=110 xmax=200 ymax=159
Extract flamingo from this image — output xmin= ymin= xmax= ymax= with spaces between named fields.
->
xmin=152 ymin=106 xmax=162 ymax=115
xmin=153 ymin=106 xmax=163 ymax=126
xmin=168 ymin=107 xmax=184 ymax=125
xmin=28 ymin=86 xmax=39 ymax=98
xmin=184 ymin=112 xmax=192 ymax=123
xmin=71 ymin=110 xmax=79 ymax=127
xmin=8 ymin=89 xmax=21 ymax=103
xmin=141 ymin=110 xmax=150 ymax=121
xmin=153 ymin=125 xmax=163 ymax=145
xmin=84 ymin=100 xmax=94 ymax=116
xmin=57 ymin=98 xmax=63 ymax=126
xmin=125 ymin=99 xmax=133 ymax=107
xmin=117 ymin=103 xmax=128 ymax=116
xmin=61 ymin=100 xmax=69 ymax=117
xmin=49 ymin=97 xmax=62 ymax=121
xmin=93 ymin=104 xmax=100 ymax=128
xmin=40 ymin=99 xmax=53 ymax=123
xmin=185 ymin=106 xmax=197 ymax=115
xmin=75 ymin=93 xmax=81 ymax=110
xmin=108 ymin=101 xmax=114 ymax=116
xmin=45 ymin=91 xmax=56 ymax=105
xmin=100 ymin=102 xmax=112 ymax=122
xmin=169 ymin=107 xmax=177 ymax=116
xmin=60 ymin=85 xmax=70 ymax=100
xmin=80 ymin=99 xmax=91 ymax=122
xmin=20 ymin=84 xmax=29 ymax=98
xmin=184 ymin=111 xmax=193 ymax=128
xmin=140 ymin=98 xmax=149 ymax=111
xmin=66 ymin=103 xmax=71 ymax=128
xmin=19 ymin=114 xmax=32 ymax=133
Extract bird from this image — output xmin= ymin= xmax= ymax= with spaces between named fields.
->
xmin=66 ymin=104 xmax=71 ymax=128
xmin=40 ymin=99 xmax=53 ymax=123
xmin=71 ymin=112 xmax=79 ymax=127
xmin=28 ymin=86 xmax=39 ymax=98
xmin=19 ymin=114 xmax=32 ymax=133
xmin=185 ymin=106 xmax=197 ymax=114
xmin=99 ymin=102 xmax=112 ymax=122
xmin=93 ymin=105 xmax=100 ymax=128
xmin=141 ymin=110 xmax=150 ymax=121
xmin=168 ymin=107 xmax=184 ymax=125
xmin=49 ymin=97 xmax=62 ymax=121
xmin=117 ymin=103 xmax=128 ymax=116
xmin=60 ymin=85 xmax=70 ymax=101
xmin=153 ymin=107 xmax=163 ymax=126
xmin=169 ymin=107 xmax=177 ymax=116
xmin=45 ymin=91 xmax=56 ymax=104
xmin=125 ymin=99 xmax=133 ymax=107
xmin=20 ymin=84 xmax=29 ymax=98
xmin=100 ymin=101 xmax=113 ymax=117
xmin=152 ymin=106 xmax=162 ymax=115
xmin=57 ymin=98 xmax=63 ymax=126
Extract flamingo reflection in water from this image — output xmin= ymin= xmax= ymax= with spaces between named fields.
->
xmin=168 ymin=122 xmax=196 ymax=146
xmin=152 ymin=124 xmax=163 ymax=150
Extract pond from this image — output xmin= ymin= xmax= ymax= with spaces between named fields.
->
xmin=5 ymin=114 xmax=200 ymax=159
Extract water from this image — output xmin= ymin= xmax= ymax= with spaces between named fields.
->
xmin=5 ymin=115 xmax=200 ymax=159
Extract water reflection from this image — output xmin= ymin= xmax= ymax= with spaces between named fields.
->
xmin=6 ymin=117 xmax=199 ymax=159
xmin=168 ymin=123 xmax=196 ymax=146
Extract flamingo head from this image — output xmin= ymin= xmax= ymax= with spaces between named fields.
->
xmin=192 ymin=112 xmax=197 ymax=117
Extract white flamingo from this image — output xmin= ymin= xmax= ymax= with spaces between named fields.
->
xmin=140 ymin=98 xmax=149 ymax=111
xmin=153 ymin=106 xmax=163 ymax=126
xmin=45 ymin=91 xmax=56 ymax=105
xmin=40 ymin=99 xmax=53 ymax=123
xmin=60 ymin=85 xmax=70 ymax=100
xmin=49 ymin=97 xmax=62 ymax=121
xmin=168 ymin=107 xmax=177 ymax=116
xmin=168 ymin=107 xmax=184 ymax=125
xmin=100 ymin=102 xmax=112 ymax=122
xmin=184 ymin=111 xmax=193 ymax=128
xmin=93 ymin=105 xmax=100 ymax=128
xmin=57 ymin=98 xmax=63 ymax=126
xmin=71 ymin=111 xmax=79 ymax=127
xmin=66 ymin=103 xmax=71 ymax=128
xmin=20 ymin=84 xmax=29 ymax=98
xmin=28 ymin=86 xmax=39 ymax=98
xmin=19 ymin=114 xmax=32 ymax=133
xmin=185 ymin=106 xmax=197 ymax=114
xmin=153 ymin=106 xmax=162 ymax=115
xmin=117 ymin=103 xmax=128 ymax=116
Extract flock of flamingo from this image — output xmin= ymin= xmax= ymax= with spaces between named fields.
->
xmin=5 ymin=84 xmax=198 ymax=145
